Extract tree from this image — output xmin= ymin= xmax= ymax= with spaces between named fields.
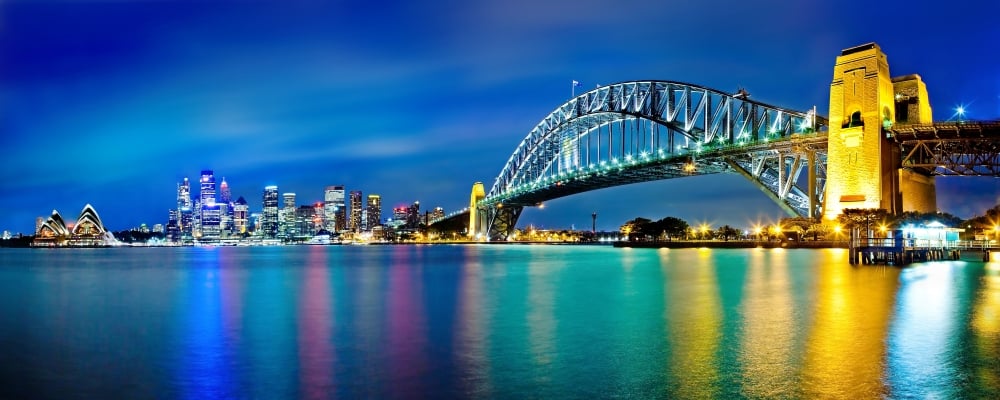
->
xmin=806 ymin=222 xmax=829 ymax=241
xmin=651 ymin=216 xmax=689 ymax=240
xmin=620 ymin=217 xmax=652 ymax=241
xmin=896 ymin=211 xmax=964 ymax=228
xmin=716 ymin=225 xmax=739 ymax=241
xmin=838 ymin=208 xmax=891 ymax=237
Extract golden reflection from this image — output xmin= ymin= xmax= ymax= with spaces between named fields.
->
xmin=802 ymin=250 xmax=899 ymax=398
xmin=740 ymin=249 xmax=797 ymax=397
xmin=662 ymin=249 xmax=721 ymax=397
xmin=971 ymin=263 xmax=1000 ymax=393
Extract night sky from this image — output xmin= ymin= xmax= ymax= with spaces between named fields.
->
xmin=2 ymin=0 xmax=999 ymax=234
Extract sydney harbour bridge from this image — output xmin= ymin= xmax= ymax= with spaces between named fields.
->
xmin=432 ymin=43 xmax=1000 ymax=240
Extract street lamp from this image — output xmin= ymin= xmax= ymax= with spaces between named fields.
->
xmin=955 ymin=105 xmax=966 ymax=122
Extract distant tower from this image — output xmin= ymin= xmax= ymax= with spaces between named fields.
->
xmin=282 ymin=192 xmax=297 ymax=238
xmin=219 ymin=178 xmax=233 ymax=236
xmin=324 ymin=185 xmax=346 ymax=232
xmin=406 ymin=201 xmax=420 ymax=229
xmin=233 ymin=196 xmax=249 ymax=234
xmin=349 ymin=191 xmax=363 ymax=232
xmin=366 ymin=194 xmax=382 ymax=231
xmin=199 ymin=170 xmax=220 ymax=240
xmin=262 ymin=186 xmax=279 ymax=238
xmin=177 ymin=178 xmax=193 ymax=240
xmin=823 ymin=43 xmax=936 ymax=219
xmin=177 ymin=177 xmax=192 ymax=210
xmin=199 ymin=170 xmax=216 ymax=205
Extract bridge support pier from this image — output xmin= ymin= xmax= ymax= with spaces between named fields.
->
xmin=474 ymin=205 xmax=523 ymax=241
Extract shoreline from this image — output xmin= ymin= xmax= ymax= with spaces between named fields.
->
xmin=613 ymin=240 xmax=849 ymax=249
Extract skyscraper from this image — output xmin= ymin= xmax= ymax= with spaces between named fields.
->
xmin=349 ymin=190 xmax=363 ymax=232
xmin=233 ymin=196 xmax=249 ymax=235
xmin=406 ymin=201 xmax=420 ymax=229
xmin=219 ymin=177 xmax=234 ymax=236
xmin=177 ymin=178 xmax=192 ymax=210
xmin=366 ymin=194 xmax=382 ymax=232
xmin=219 ymin=177 xmax=231 ymax=204
xmin=198 ymin=170 xmax=220 ymax=240
xmin=282 ymin=192 xmax=297 ymax=238
xmin=324 ymin=185 xmax=346 ymax=232
xmin=199 ymin=170 xmax=216 ymax=205
xmin=177 ymin=177 xmax=193 ymax=240
xmin=430 ymin=206 xmax=445 ymax=222
xmin=262 ymin=186 xmax=279 ymax=239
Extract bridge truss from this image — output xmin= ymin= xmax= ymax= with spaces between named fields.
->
xmin=477 ymin=80 xmax=830 ymax=240
xmin=891 ymin=121 xmax=1000 ymax=176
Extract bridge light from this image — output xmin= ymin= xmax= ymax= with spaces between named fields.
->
xmin=955 ymin=105 xmax=966 ymax=121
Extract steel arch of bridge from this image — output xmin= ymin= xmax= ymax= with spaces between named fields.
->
xmin=479 ymin=80 xmax=830 ymax=240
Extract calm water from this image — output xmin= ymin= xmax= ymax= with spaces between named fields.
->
xmin=0 ymin=245 xmax=997 ymax=398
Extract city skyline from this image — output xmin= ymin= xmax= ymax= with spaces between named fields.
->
xmin=3 ymin=0 xmax=1000 ymax=233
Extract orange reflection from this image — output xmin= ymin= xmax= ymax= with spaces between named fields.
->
xmin=740 ymin=249 xmax=797 ymax=397
xmin=802 ymin=250 xmax=899 ymax=398
xmin=971 ymin=263 xmax=1000 ymax=393
xmin=662 ymin=249 xmax=721 ymax=397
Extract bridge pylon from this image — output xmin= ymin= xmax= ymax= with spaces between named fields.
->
xmin=823 ymin=43 xmax=937 ymax=220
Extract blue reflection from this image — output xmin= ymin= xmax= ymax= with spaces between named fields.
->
xmin=176 ymin=248 xmax=233 ymax=399
xmin=885 ymin=262 xmax=970 ymax=398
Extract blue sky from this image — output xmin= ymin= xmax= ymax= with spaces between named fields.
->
xmin=2 ymin=0 xmax=999 ymax=233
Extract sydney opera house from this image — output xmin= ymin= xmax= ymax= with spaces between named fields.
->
xmin=33 ymin=204 xmax=119 ymax=247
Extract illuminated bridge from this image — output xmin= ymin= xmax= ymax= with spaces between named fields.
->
xmin=431 ymin=43 xmax=1000 ymax=240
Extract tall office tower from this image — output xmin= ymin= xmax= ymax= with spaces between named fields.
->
xmin=201 ymin=202 xmax=221 ymax=240
xmin=313 ymin=202 xmax=325 ymax=233
xmin=177 ymin=178 xmax=192 ymax=210
xmin=282 ymin=193 xmax=297 ymax=238
xmin=250 ymin=212 xmax=262 ymax=234
xmin=334 ymin=193 xmax=347 ymax=232
xmin=430 ymin=207 xmax=445 ymax=222
xmin=199 ymin=170 xmax=216 ymax=204
xmin=166 ymin=209 xmax=180 ymax=242
xmin=218 ymin=202 xmax=231 ymax=238
xmin=192 ymin=198 xmax=203 ymax=237
xmin=297 ymin=205 xmax=316 ymax=236
xmin=180 ymin=207 xmax=193 ymax=240
xmin=177 ymin=177 xmax=193 ymax=239
xmin=360 ymin=209 xmax=369 ymax=232
xmin=349 ymin=191 xmax=363 ymax=232
xmin=406 ymin=201 xmax=420 ymax=228
xmin=219 ymin=177 xmax=232 ymax=204
xmin=233 ymin=196 xmax=249 ymax=235
xmin=219 ymin=177 xmax=234 ymax=236
xmin=366 ymin=194 xmax=382 ymax=231
xmin=262 ymin=186 xmax=279 ymax=238
xmin=392 ymin=207 xmax=407 ymax=226
xmin=198 ymin=170 xmax=220 ymax=240
xmin=324 ymin=185 xmax=346 ymax=232
xmin=35 ymin=217 xmax=44 ymax=235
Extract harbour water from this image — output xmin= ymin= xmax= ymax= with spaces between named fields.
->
xmin=0 ymin=245 xmax=997 ymax=398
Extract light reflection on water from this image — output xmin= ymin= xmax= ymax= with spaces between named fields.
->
xmin=0 ymin=246 xmax=998 ymax=398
